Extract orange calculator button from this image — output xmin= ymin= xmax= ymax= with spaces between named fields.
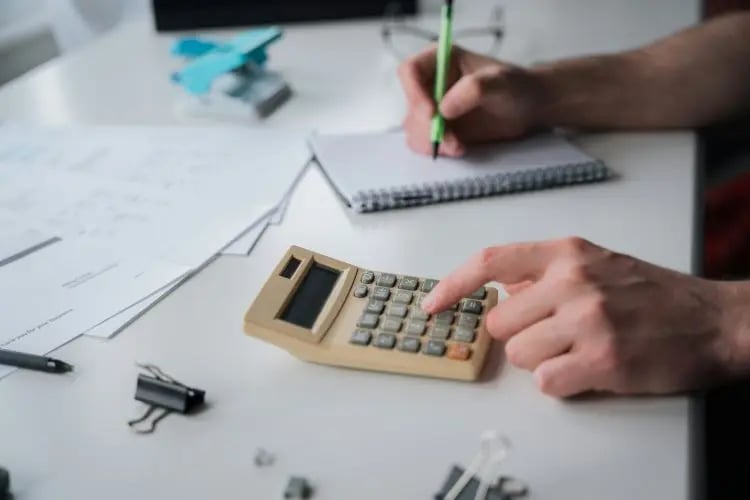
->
xmin=447 ymin=343 xmax=471 ymax=361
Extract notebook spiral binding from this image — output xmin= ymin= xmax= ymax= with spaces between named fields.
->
xmin=350 ymin=161 xmax=609 ymax=213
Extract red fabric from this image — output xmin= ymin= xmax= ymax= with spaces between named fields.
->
xmin=704 ymin=172 xmax=750 ymax=278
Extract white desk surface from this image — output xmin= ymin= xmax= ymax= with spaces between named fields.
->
xmin=0 ymin=2 xmax=701 ymax=499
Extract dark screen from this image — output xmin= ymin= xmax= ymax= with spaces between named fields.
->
xmin=280 ymin=263 xmax=340 ymax=329
xmin=152 ymin=1 xmax=417 ymax=31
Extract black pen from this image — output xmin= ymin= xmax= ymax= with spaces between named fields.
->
xmin=0 ymin=348 xmax=73 ymax=374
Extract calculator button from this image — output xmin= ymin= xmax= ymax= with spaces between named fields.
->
xmin=461 ymin=300 xmax=483 ymax=314
xmin=470 ymin=287 xmax=487 ymax=300
xmin=366 ymin=299 xmax=385 ymax=314
xmin=353 ymin=285 xmax=368 ymax=298
xmin=374 ymin=333 xmax=397 ymax=349
xmin=350 ymin=330 xmax=372 ymax=346
xmin=372 ymin=287 xmax=391 ymax=301
xmin=453 ymin=326 xmax=476 ymax=343
xmin=387 ymin=304 xmax=409 ymax=318
xmin=361 ymin=271 xmax=375 ymax=284
xmin=381 ymin=317 xmax=402 ymax=333
xmin=393 ymin=291 xmax=413 ymax=304
xmin=356 ymin=313 xmax=379 ymax=329
xmin=406 ymin=320 xmax=426 ymax=336
xmin=376 ymin=273 xmax=397 ymax=287
xmin=430 ymin=323 xmax=451 ymax=340
xmin=421 ymin=279 xmax=438 ymax=293
xmin=434 ymin=311 xmax=455 ymax=325
xmin=411 ymin=308 xmax=430 ymax=321
xmin=423 ymin=340 xmax=446 ymax=357
xmin=414 ymin=294 xmax=424 ymax=307
xmin=398 ymin=276 xmax=419 ymax=291
xmin=457 ymin=313 xmax=479 ymax=329
xmin=447 ymin=343 xmax=472 ymax=361
xmin=399 ymin=337 xmax=421 ymax=353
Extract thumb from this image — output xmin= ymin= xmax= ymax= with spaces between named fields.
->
xmin=440 ymin=73 xmax=485 ymax=119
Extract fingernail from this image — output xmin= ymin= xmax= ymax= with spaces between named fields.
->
xmin=421 ymin=291 xmax=436 ymax=312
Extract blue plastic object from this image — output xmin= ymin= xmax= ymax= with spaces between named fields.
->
xmin=171 ymin=27 xmax=283 ymax=95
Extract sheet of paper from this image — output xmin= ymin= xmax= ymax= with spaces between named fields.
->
xmin=0 ymin=124 xmax=310 ymax=351
xmin=0 ymin=124 xmax=311 ymax=268
xmin=221 ymin=214 xmax=271 ymax=257
xmin=84 ymin=275 xmax=188 ymax=338
xmin=0 ymin=240 xmax=190 ymax=378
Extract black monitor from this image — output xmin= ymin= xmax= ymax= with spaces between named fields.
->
xmin=152 ymin=0 xmax=418 ymax=31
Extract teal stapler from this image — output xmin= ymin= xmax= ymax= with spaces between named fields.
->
xmin=171 ymin=27 xmax=291 ymax=119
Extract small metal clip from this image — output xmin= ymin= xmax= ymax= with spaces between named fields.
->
xmin=128 ymin=363 xmax=205 ymax=434
xmin=435 ymin=431 xmax=528 ymax=500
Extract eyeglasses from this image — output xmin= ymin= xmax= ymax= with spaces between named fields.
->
xmin=381 ymin=3 xmax=505 ymax=60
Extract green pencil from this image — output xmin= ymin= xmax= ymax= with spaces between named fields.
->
xmin=431 ymin=0 xmax=454 ymax=160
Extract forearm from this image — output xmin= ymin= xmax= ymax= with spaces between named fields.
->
xmin=529 ymin=12 xmax=750 ymax=129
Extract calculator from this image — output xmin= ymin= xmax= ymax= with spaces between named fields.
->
xmin=244 ymin=246 xmax=498 ymax=381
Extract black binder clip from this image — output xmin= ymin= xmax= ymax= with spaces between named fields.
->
xmin=128 ymin=363 xmax=206 ymax=434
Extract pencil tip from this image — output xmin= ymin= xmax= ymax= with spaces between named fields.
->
xmin=432 ymin=143 xmax=439 ymax=160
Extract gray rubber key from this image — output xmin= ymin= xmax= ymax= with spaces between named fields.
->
xmin=372 ymin=286 xmax=391 ymax=301
xmin=461 ymin=299 xmax=483 ymax=314
xmin=381 ymin=317 xmax=402 ymax=333
xmin=376 ymin=273 xmax=397 ymax=287
xmin=350 ymin=330 xmax=372 ymax=346
xmin=375 ymin=333 xmax=397 ymax=349
xmin=457 ymin=313 xmax=479 ymax=329
xmin=366 ymin=299 xmax=385 ymax=314
xmin=357 ymin=313 xmax=379 ymax=329
xmin=388 ymin=304 xmax=409 ymax=318
xmin=398 ymin=276 xmax=419 ymax=290
xmin=406 ymin=320 xmax=426 ymax=336
xmin=453 ymin=326 xmax=476 ymax=343
xmin=399 ymin=337 xmax=421 ymax=353
xmin=430 ymin=323 xmax=450 ymax=340
xmin=423 ymin=340 xmax=446 ymax=357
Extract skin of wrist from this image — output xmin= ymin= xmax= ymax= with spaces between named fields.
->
xmin=524 ymin=50 xmax=650 ymax=130
xmin=716 ymin=280 xmax=750 ymax=375
xmin=525 ymin=63 xmax=563 ymax=129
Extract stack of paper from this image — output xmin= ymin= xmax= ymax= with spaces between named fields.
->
xmin=0 ymin=124 xmax=310 ymax=377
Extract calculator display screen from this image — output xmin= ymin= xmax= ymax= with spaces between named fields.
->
xmin=280 ymin=262 xmax=340 ymax=329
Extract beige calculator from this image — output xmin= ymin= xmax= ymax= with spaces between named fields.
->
xmin=244 ymin=246 xmax=498 ymax=381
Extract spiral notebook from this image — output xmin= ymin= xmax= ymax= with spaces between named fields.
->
xmin=311 ymin=131 xmax=610 ymax=213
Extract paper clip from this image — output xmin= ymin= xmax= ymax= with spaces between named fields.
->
xmin=127 ymin=363 xmax=206 ymax=434
xmin=443 ymin=431 xmax=519 ymax=500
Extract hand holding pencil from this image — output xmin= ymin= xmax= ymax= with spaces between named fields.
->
xmin=397 ymin=30 xmax=542 ymax=158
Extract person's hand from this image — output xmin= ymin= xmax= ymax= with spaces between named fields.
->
xmin=421 ymin=237 xmax=750 ymax=397
xmin=397 ymin=46 xmax=545 ymax=157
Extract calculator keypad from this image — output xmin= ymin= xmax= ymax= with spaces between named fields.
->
xmin=350 ymin=270 xmax=490 ymax=361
